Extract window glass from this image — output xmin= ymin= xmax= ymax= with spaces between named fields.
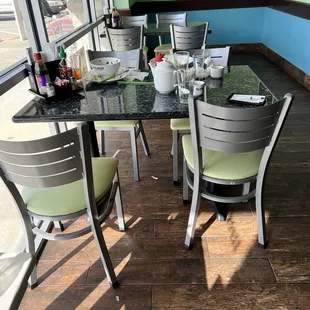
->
xmin=95 ymin=0 xmax=105 ymax=17
xmin=42 ymin=0 xmax=88 ymax=42
xmin=0 ymin=0 xmax=29 ymax=73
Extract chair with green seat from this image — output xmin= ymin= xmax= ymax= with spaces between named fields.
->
xmin=0 ymin=123 xmax=126 ymax=289
xmin=87 ymin=49 xmax=151 ymax=182
xmin=121 ymin=15 xmax=149 ymax=69
xmin=183 ymin=94 xmax=294 ymax=249
xmin=154 ymin=13 xmax=187 ymax=55
xmin=170 ymin=46 xmax=230 ymax=184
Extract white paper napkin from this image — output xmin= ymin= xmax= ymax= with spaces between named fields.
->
xmin=122 ymin=70 xmax=149 ymax=81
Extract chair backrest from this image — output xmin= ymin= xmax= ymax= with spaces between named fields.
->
xmin=188 ymin=94 xmax=294 ymax=176
xmin=106 ymin=25 xmax=144 ymax=51
xmin=188 ymin=46 xmax=230 ymax=67
xmin=156 ymin=13 xmax=187 ymax=25
xmin=0 ymin=123 xmax=97 ymax=214
xmin=122 ymin=14 xmax=148 ymax=27
xmin=87 ymin=49 xmax=142 ymax=70
xmin=170 ymin=22 xmax=209 ymax=51
xmin=156 ymin=13 xmax=186 ymax=46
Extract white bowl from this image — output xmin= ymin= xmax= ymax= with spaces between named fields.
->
xmin=90 ymin=57 xmax=121 ymax=77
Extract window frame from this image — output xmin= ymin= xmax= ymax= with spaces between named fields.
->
xmin=0 ymin=0 xmax=105 ymax=96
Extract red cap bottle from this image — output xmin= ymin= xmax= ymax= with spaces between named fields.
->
xmin=155 ymin=53 xmax=164 ymax=66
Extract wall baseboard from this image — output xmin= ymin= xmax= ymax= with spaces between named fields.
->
xmin=209 ymin=43 xmax=310 ymax=91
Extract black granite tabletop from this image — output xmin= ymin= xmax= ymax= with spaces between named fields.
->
xmin=13 ymin=66 xmax=277 ymax=124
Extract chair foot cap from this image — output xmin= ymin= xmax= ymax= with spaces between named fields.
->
xmin=183 ymin=200 xmax=191 ymax=205
xmin=30 ymin=282 xmax=38 ymax=290
xmin=173 ymin=181 xmax=180 ymax=185
xmin=258 ymin=241 xmax=269 ymax=249
xmin=216 ymin=213 xmax=227 ymax=222
xmin=185 ymin=244 xmax=193 ymax=251
xmin=111 ymin=281 xmax=120 ymax=289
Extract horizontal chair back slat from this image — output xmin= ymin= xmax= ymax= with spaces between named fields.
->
xmin=122 ymin=15 xmax=147 ymax=27
xmin=195 ymin=99 xmax=285 ymax=153
xmin=0 ymin=127 xmax=83 ymax=187
xmin=107 ymin=26 xmax=143 ymax=51
xmin=171 ymin=23 xmax=208 ymax=51
xmin=5 ymin=169 xmax=82 ymax=188
xmin=156 ymin=13 xmax=187 ymax=25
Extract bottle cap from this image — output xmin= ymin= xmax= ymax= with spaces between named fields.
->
xmin=33 ymin=53 xmax=42 ymax=61
xmin=59 ymin=46 xmax=66 ymax=58
xmin=155 ymin=53 xmax=164 ymax=65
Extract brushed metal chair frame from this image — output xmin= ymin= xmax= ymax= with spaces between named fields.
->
xmin=155 ymin=13 xmax=187 ymax=54
xmin=171 ymin=46 xmax=230 ymax=184
xmin=170 ymin=22 xmax=209 ymax=51
xmin=0 ymin=123 xmax=125 ymax=289
xmin=106 ymin=25 xmax=144 ymax=52
xmin=87 ymin=49 xmax=151 ymax=182
xmin=121 ymin=15 xmax=148 ymax=69
xmin=184 ymin=94 xmax=294 ymax=249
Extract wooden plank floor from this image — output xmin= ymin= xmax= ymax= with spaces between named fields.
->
xmin=20 ymin=54 xmax=310 ymax=309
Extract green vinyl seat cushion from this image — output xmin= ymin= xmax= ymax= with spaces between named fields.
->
xmin=154 ymin=43 xmax=172 ymax=54
xmin=182 ymin=135 xmax=264 ymax=180
xmin=22 ymin=157 xmax=118 ymax=217
xmin=95 ymin=120 xmax=138 ymax=128
xmin=170 ymin=118 xmax=190 ymax=130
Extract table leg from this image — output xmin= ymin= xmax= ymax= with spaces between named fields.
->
xmin=87 ymin=121 xmax=100 ymax=157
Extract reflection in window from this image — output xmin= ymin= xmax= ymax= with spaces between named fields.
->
xmin=42 ymin=0 xmax=88 ymax=42
xmin=0 ymin=0 xmax=29 ymax=72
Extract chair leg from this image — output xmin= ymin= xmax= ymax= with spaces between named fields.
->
xmin=53 ymin=221 xmax=64 ymax=232
xmin=114 ymin=170 xmax=126 ymax=231
xmin=143 ymin=50 xmax=148 ymax=70
xmin=130 ymin=127 xmax=140 ymax=182
xmin=138 ymin=121 xmax=151 ymax=156
xmin=183 ymin=158 xmax=190 ymax=204
xmin=184 ymin=184 xmax=201 ymax=250
xmin=242 ymin=182 xmax=251 ymax=202
xmin=90 ymin=217 xmax=119 ymax=288
xmin=256 ymin=176 xmax=268 ymax=248
xmin=172 ymin=130 xmax=179 ymax=184
xmin=99 ymin=130 xmax=105 ymax=155
xmin=24 ymin=217 xmax=37 ymax=289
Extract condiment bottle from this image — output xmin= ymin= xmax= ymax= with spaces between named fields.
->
xmin=58 ymin=46 xmax=68 ymax=79
xmin=111 ymin=8 xmax=118 ymax=28
xmin=34 ymin=52 xmax=51 ymax=96
xmin=155 ymin=53 xmax=164 ymax=66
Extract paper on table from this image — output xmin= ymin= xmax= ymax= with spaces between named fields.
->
xmin=122 ymin=70 xmax=149 ymax=81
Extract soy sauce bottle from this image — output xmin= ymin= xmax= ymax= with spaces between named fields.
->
xmin=34 ymin=52 xmax=50 ymax=96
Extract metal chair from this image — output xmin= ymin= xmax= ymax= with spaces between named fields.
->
xmin=87 ymin=49 xmax=151 ymax=182
xmin=170 ymin=46 xmax=230 ymax=184
xmin=121 ymin=15 xmax=149 ymax=69
xmin=170 ymin=22 xmax=209 ymax=51
xmin=183 ymin=94 xmax=294 ymax=249
xmin=154 ymin=13 xmax=187 ymax=55
xmin=106 ymin=25 xmax=144 ymax=52
xmin=0 ymin=123 xmax=126 ymax=289
xmin=0 ymin=253 xmax=35 ymax=310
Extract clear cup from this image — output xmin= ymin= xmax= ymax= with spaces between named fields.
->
xmin=173 ymin=51 xmax=190 ymax=70
xmin=176 ymin=68 xmax=195 ymax=102
xmin=193 ymin=53 xmax=208 ymax=81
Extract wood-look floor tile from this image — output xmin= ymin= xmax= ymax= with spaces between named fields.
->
xmin=36 ymin=260 xmax=91 ymax=287
xmin=270 ymin=257 xmax=310 ymax=283
xmin=41 ymin=237 xmax=208 ymax=261
xmin=152 ymin=284 xmax=310 ymax=309
xmin=20 ymin=285 xmax=152 ymax=310
xmin=154 ymin=217 xmax=257 ymax=238
xmin=249 ymin=201 xmax=310 ymax=217
xmin=87 ymin=258 xmax=275 ymax=285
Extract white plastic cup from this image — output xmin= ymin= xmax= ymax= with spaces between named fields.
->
xmin=193 ymin=81 xmax=205 ymax=97
xmin=210 ymin=65 xmax=224 ymax=79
